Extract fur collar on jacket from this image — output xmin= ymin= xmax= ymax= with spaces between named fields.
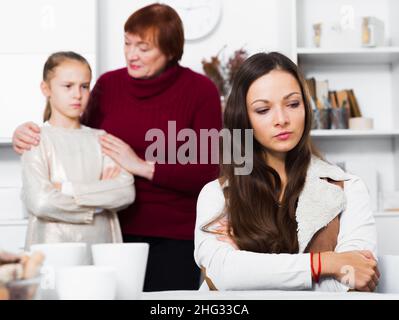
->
xmin=296 ymin=156 xmax=351 ymax=253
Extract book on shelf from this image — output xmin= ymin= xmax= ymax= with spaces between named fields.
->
xmin=336 ymin=90 xmax=349 ymax=110
xmin=328 ymin=91 xmax=338 ymax=108
xmin=336 ymin=89 xmax=362 ymax=116
xmin=305 ymin=77 xmax=316 ymax=102
xmin=315 ymin=79 xmax=329 ymax=109
xmin=306 ymin=78 xmax=363 ymax=120
xmin=347 ymin=89 xmax=362 ymax=117
xmin=306 ymin=77 xmax=330 ymax=109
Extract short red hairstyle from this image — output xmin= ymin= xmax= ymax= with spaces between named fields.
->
xmin=124 ymin=3 xmax=184 ymax=64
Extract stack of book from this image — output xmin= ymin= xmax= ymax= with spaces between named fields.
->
xmin=306 ymin=77 xmax=362 ymax=129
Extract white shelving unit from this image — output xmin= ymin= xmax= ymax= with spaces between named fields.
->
xmin=289 ymin=0 xmax=399 ymax=219
xmin=0 ymin=138 xmax=12 ymax=145
xmin=374 ymin=212 xmax=399 ymax=217
xmin=0 ymin=219 xmax=28 ymax=226
xmin=311 ymin=130 xmax=399 ymax=138
xmin=292 ymin=0 xmax=399 ymax=254
xmin=297 ymin=47 xmax=399 ymax=65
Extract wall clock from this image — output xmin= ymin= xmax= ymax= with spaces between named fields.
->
xmin=162 ymin=0 xmax=222 ymax=41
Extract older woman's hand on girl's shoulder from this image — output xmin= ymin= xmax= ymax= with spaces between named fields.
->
xmin=0 ymin=250 xmax=21 ymax=265
xmin=12 ymin=122 xmax=41 ymax=154
xmin=101 ymin=165 xmax=121 ymax=180
xmin=99 ymin=133 xmax=154 ymax=180
xmin=322 ymin=250 xmax=380 ymax=292
xmin=52 ymin=182 xmax=62 ymax=190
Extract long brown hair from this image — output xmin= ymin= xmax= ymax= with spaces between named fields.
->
xmin=42 ymin=51 xmax=92 ymax=122
xmin=203 ymin=52 xmax=320 ymax=254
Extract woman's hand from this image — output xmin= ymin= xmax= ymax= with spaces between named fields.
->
xmin=12 ymin=122 xmax=41 ymax=154
xmin=213 ymin=219 xmax=239 ymax=250
xmin=52 ymin=182 xmax=62 ymax=191
xmin=0 ymin=250 xmax=21 ymax=265
xmin=321 ymin=250 xmax=380 ymax=292
xmin=101 ymin=165 xmax=121 ymax=180
xmin=99 ymin=133 xmax=154 ymax=180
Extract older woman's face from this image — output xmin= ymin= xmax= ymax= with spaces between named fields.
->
xmin=124 ymin=32 xmax=170 ymax=79
xmin=246 ymin=70 xmax=305 ymax=158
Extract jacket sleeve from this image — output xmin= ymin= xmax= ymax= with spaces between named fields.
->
xmin=151 ymin=81 xmax=222 ymax=195
xmin=313 ymin=176 xmax=378 ymax=292
xmin=194 ymin=181 xmax=313 ymax=291
xmin=21 ymin=141 xmax=95 ymax=224
xmin=70 ymin=154 xmax=135 ymax=211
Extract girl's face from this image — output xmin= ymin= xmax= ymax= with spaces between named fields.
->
xmin=41 ymin=60 xmax=91 ymax=123
xmin=246 ymin=69 xmax=305 ymax=159
xmin=124 ymin=32 xmax=170 ymax=79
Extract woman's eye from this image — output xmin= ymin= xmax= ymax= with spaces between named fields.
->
xmin=64 ymin=85 xmax=71 ymax=89
xmin=256 ymin=108 xmax=269 ymax=114
xmin=288 ymin=102 xmax=300 ymax=108
xmin=82 ymin=85 xmax=89 ymax=90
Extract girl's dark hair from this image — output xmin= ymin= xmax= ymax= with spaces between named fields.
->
xmin=203 ymin=52 xmax=320 ymax=254
xmin=42 ymin=51 xmax=92 ymax=122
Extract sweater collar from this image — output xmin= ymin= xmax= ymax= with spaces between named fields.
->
xmin=296 ymin=156 xmax=351 ymax=253
xmin=126 ymin=63 xmax=182 ymax=99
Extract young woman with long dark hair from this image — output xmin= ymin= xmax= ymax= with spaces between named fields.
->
xmin=195 ymin=52 xmax=379 ymax=292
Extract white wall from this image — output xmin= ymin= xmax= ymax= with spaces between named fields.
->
xmin=0 ymin=0 xmax=97 ymax=139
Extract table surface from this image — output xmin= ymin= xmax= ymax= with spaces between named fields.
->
xmin=142 ymin=290 xmax=399 ymax=300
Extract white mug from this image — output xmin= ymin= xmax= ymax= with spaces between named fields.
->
xmin=91 ymin=243 xmax=149 ymax=300
xmin=56 ymin=266 xmax=116 ymax=300
xmin=30 ymin=242 xmax=89 ymax=299
xmin=349 ymin=117 xmax=373 ymax=130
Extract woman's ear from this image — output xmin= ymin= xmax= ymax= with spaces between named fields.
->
xmin=40 ymin=81 xmax=50 ymax=98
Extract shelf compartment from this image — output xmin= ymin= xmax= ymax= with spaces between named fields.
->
xmin=297 ymin=47 xmax=399 ymax=65
xmin=0 ymin=137 xmax=12 ymax=144
xmin=311 ymin=129 xmax=399 ymax=137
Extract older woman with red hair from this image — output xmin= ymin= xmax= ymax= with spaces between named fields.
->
xmin=13 ymin=3 xmax=222 ymax=291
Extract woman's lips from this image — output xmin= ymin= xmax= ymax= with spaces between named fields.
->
xmin=274 ymin=132 xmax=292 ymax=141
xmin=129 ymin=64 xmax=141 ymax=70
xmin=70 ymin=104 xmax=82 ymax=109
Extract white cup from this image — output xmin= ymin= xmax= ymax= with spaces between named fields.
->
xmin=91 ymin=243 xmax=149 ymax=300
xmin=349 ymin=117 xmax=374 ymax=130
xmin=30 ymin=243 xmax=89 ymax=299
xmin=56 ymin=266 xmax=116 ymax=300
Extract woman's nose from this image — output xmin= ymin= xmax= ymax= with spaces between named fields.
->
xmin=126 ymin=46 xmax=140 ymax=60
xmin=274 ymin=106 xmax=289 ymax=126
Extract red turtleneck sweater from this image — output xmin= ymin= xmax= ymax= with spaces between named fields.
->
xmin=82 ymin=64 xmax=222 ymax=240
